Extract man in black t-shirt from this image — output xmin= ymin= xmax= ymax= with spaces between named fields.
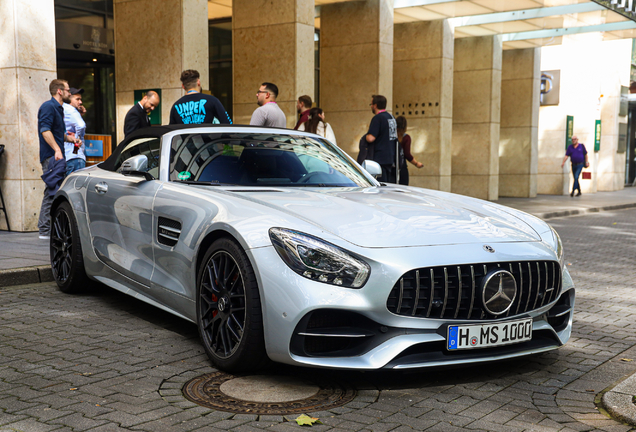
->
xmin=365 ymin=94 xmax=398 ymax=183
xmin=169 ymin=70 xmax=232 ymax=125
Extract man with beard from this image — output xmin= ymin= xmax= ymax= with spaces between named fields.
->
xmin=123 ymin=90 xmax=160 ymax=137
xmin=63 ymin=87 xmax=87 ymax=176
xmin=37 ymin=79 xmax=80 ymax=239
xmin=294 ymin=95 xmax=312 ymax=130
xmin=250 ymin=82 xmax=286 ymax=128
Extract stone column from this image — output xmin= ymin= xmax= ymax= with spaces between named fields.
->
xmin=499 ymin=48 xmax=540 ymax=198
xmin=0 ymin=0 xmax=57 ymax=231
xmin=393 ymin=20 xmax=452 ymax=191
xmin=321 ymin=0 xmax=393 ymax=157
xmin=232 ymin=0 xmax=315 ymax=128
xmin=452 ymin=36 xmax=502 ymax=201
xmin=114 ymin=0 xmax=209 ymax=143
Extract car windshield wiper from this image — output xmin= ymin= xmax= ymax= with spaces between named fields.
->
xmin=178 ymin=180 xmax=237 ymax=186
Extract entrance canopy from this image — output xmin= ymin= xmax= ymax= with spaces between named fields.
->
xmin=209 ymin=0 xmax=636 ymax=49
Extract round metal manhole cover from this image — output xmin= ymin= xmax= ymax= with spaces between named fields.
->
xmin=182 ymin=371 xmax=357 ymax=414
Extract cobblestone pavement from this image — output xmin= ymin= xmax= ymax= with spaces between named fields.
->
xmin=1 ymin=209 xmax=636 ymax=432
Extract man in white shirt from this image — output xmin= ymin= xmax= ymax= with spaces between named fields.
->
xmin=250 ymin=82 xmax=287 ymax=128
xmin=63 ymin=87 xmax=87 ymax=176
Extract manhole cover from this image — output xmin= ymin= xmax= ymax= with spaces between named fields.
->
xmin=182 ymin=371 xmax=357 ymax=414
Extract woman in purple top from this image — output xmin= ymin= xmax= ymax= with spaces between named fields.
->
xmin=561 ymin=136 xmax=589 ymax=197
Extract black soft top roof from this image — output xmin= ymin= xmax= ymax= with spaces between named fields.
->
xmin=100 ymin=123 xmax=291 ymax=171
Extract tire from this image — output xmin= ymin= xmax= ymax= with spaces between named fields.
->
xmin=50 ymin=201 xmax=89 ymax=293
xmin=196 ymin=237 xmax=269 ymax=372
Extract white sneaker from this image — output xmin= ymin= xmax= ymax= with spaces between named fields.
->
xmin=39 ymin=235 xmax=50 ymax=240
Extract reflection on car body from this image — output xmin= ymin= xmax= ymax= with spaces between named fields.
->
xmin=50 ymin=124 xmax=574 ymax=372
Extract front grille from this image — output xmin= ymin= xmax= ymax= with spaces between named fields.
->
xmin=387 ymin=261 xmax=562 ymax=320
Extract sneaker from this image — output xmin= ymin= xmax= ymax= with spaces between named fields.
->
xmin=39 ymin=235 xmax=50 ymax=240
xmin=576 ymin=191 xmax=581 ymax=196
xmin=570 ymin=190 xmax=574 ymax=197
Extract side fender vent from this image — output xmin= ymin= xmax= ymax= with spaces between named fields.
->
xmin=158 ymin=217 xmax=182 ymax=247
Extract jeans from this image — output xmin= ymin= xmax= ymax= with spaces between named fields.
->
xmin=65 ymin=158 xmax=86 ymax=177
xmin=38 ymin=157 xmax=55 ymax=236
xmin=572 ymin=163 xmax=584 ymax=193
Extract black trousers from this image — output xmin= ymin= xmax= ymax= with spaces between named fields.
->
xmin=379 ymin=164 xmax=396 ymax=183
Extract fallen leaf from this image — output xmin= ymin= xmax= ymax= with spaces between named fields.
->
xmin=69 ymin=388 xmax=77 ymax=391
xmin=586 ymin=389 xmax=595 ymax=392
xmin=296 ymin=414 xmax=321 ymax=426
xmin=620 ymin=358 xmax=633 ymax=362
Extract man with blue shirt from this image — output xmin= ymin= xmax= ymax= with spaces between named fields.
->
xmin=63 ymin=87 xmax=87 ymax=176
xmin=37 ymin=79 xmax=80 ymax=240
xmin=169 ymin=70 xmax=231 ymax=125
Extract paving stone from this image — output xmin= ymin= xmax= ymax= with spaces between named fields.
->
xmin=50 ymin=412 xmax=108 ymax=431
xmin=2 ymin=209 xmax=636 ymax=432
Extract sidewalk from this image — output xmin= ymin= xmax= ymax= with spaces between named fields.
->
xmin=1 ymin=187 xmax=635 ymax=427
xmin=2 ymin=187 xmax=636 ymax=285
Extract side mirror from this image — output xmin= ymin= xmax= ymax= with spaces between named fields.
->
xmin=362 ymin=160 xmax=382 ymax=178
xmin=121 ymin=155 xmax=154 ymax=180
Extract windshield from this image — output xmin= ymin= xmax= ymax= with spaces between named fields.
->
xmin=169 ymin=132 xmax=375 ymax=187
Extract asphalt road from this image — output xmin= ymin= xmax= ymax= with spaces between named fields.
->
xmin=1 ymin=209 xmax=636 ymax=432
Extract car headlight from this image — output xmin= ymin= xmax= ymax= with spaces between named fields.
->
xmin=269 ymin=228 xmax=371 ymax=288
xmin=550 ymin=225 xmax=564 ymax=267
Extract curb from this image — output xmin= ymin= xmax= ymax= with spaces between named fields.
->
xmin=0 ymin=265 xmax=53 ymax=288
xmin=536 ymin=202 xmax=636 ymax=220
xmin=599 ymin=372 xmax=636 ymax=427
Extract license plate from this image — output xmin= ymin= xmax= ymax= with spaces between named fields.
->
xmin=447 ymin=318 xmax=532 ymax=351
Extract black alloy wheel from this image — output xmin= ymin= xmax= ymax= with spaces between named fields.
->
xmin=197 ymin=238 xmax=268 ymax=372
xmin=51 ymin=201 xmax=89 ymax=293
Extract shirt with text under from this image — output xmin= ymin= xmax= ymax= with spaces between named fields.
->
xmin=169 ymin=93 xmax=232 ymax=125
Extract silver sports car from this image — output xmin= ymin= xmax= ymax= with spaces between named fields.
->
xmin=51 ymin=124 xmax=574 ymax=372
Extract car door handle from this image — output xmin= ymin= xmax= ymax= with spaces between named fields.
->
xmin=94 ymin=182 xmax=108 ymax=194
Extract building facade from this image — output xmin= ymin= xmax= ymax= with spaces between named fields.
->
xmin=1 ymin=0 xmax=636 ymax=231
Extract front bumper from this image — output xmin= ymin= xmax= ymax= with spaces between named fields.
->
xmin=248 ymin=242 xmax=575 ymax=370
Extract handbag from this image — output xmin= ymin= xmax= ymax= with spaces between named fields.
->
xmin=582 ymin=171 xmax=591 ymax=180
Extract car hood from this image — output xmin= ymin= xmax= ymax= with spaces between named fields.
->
xmin=226 ymin=186 xmax=542 ymax=248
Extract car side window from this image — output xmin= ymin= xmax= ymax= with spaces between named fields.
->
xmin=114 ymin=137 xmax=161 ymax=178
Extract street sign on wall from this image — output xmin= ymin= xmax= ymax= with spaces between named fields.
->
xmin=540 ymin=70 xmax=560 ymax=106
xmin=566 ymin=115 xmax=574 ymax=150
xmin=594 ymin=120 xmax=601 ymax=152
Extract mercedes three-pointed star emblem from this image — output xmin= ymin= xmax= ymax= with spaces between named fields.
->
xmin=481 ymin=270 xmax=517 ymax=315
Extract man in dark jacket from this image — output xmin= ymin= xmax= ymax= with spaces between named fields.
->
xmin=123 ymin=91 xmax=160 ymax=138
xmin=364 ymin=94 xmax=398 ymax=183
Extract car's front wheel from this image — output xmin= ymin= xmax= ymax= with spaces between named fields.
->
xmin=51 ymin=201 xmax=89 ymax=293
xmin=196 ymin=238 xmax=269 ymax=372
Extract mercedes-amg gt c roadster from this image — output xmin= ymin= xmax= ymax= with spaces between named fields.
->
xmin=50 ymin=124 xmax=574 ymax=372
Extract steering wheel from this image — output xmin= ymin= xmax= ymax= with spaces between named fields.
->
xmin=298 ymin=171 xmax=328 ymax=184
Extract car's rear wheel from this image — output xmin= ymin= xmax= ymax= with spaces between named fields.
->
xmin=197 ymin=238 xmax=269 ymax=372
xmin=51 ymin=201 xmax=89 ymax=293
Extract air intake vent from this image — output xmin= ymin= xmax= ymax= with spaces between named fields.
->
xmin=157 ymin=217 xmax=182 ymax=247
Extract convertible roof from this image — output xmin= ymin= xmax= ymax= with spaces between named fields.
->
xmin=100 ymin=123 xmax=291 ymax=172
